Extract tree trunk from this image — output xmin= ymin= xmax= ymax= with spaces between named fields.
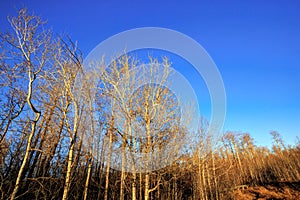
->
xmin=62 ymin=102 xmax=79 ymax=200
xmin=83 ymin=155 xmax=93 ymax=200
xmin=144 ymin=93 xmax=151 ymax=200
xmin=104 ymin=117 xmax=114 ymax=200
xmin=10 ymin=74 xmax=41 ymax=200
xmin=139 ymin=172 xmax=143 ymax=200
xmin=144 ymin=174 xmax=150 ymax=200
xmin=132 ymin=170 xmax=137 ymax=200
xmin=120 ymin=137 xmax=126 ymax=200
xmin=62 ymin=138 xmax=75 ymax=200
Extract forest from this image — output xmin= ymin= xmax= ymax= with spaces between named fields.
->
xmin=1 ymin=8 xmax=300 ymax=200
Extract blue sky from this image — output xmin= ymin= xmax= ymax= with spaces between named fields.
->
xmin=1 ymin=0 xmax=299 ymax=147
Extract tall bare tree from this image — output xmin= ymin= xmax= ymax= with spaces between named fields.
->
xmin=0 ymin=8 xmax=52 ymax=200
xmin=53 ymin=38 xmax=84 ymax=200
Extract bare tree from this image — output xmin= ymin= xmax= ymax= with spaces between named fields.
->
xmin=53 ymin=38 xmax=84 ymax=200
xmin=0 ymin=8 xmax=52 ymax=200
xmin=2 ymin=8 xmax=300 ymax=200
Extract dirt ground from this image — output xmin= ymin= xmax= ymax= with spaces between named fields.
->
xmin=231 ymin=181 xmax=300 ymax=200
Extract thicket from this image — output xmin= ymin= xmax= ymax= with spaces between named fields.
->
xmin=1 ymin=8 xmax=299 ymax=200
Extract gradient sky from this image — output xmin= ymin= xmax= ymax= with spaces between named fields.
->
xmin=1 ymin=0 xmax=299 ymax=147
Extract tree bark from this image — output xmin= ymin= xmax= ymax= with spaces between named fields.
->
xmin=10 ymin=73 xmax=41 ymax=200
xmin=104 ymin=117 xmax=114 ymax=200
xmin=83 ymin=155 xmax=93 ymax=200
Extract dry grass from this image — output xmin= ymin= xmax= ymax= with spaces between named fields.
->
xmin=231 ymin=181 xmax=300 ymax=200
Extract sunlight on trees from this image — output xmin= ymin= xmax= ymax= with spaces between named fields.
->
xmin=0 ymin=8 xmax=299 ymax=200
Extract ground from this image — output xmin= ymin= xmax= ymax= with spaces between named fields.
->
xmin=231 ymin=181 xmax=300 ymax=200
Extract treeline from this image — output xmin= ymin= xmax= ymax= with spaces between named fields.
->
xmin=0 ymin=8 xmax=300 ymax=200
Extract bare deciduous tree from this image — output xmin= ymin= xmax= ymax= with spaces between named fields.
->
xmin=1 ymin=8 xmax=51 ymax=200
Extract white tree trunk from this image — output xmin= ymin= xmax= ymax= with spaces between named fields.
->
xmin=10 ymin=74 xmax=41 ymax=200
xmin=62 ymin=138 xmax=74 ymax=200
xmin=83 ymin=155 xmax=93 ymax=200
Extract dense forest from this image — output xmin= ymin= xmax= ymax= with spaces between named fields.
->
xmin=1 ymin=8 xmax=300 ymax=200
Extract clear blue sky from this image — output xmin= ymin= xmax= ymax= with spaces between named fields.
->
xmin=1 ymin=0 xmax=299 ymax=147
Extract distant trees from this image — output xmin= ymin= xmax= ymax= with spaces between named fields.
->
xmin=0 ymin=7 xmax=300 ymax=200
